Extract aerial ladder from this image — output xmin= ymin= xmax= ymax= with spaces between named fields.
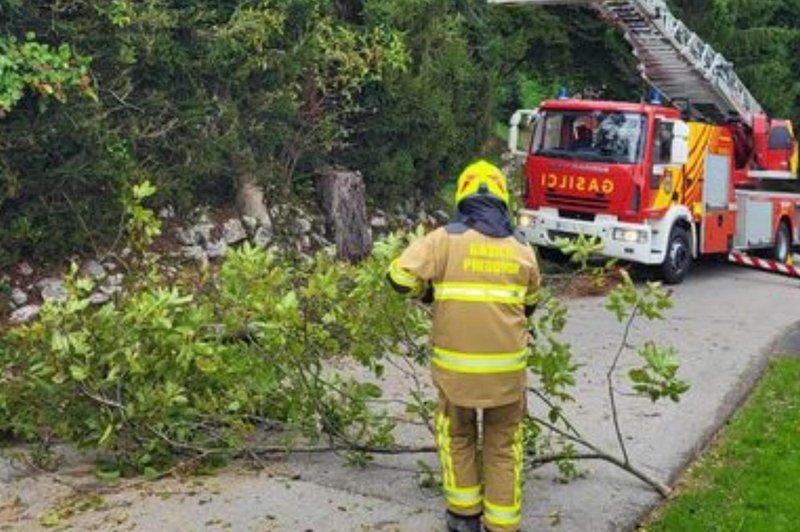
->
xmin=489 ymin=0 xmax=797 ymax=181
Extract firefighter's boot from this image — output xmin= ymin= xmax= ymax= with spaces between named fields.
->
xmin=446 ymin=511 xmax=482 ymax=532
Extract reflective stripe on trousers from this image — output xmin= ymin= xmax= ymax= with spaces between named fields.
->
xmin=432 ymin=346 xmax=527 ymax=374
xmin=433 ymin=282 xmax=526 ymax=304
xmin=436 ymin=410 xmax=482 ymax=509
xmin=484 ymin=422 xmax=524 ymax=530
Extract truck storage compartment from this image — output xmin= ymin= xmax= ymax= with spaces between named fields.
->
xmin=735 ymin=192 xmax=774 ymax=249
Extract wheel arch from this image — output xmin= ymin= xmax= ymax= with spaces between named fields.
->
xmin=778 ymin=215 xmax=793 ymax=244
xmin=655 ymin=205 xmax=698 ymax=258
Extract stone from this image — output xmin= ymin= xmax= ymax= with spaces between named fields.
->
xmin=253 ymin=226 xmax=273 ymax=248
xmin=10 ymin=305 xmax=41 ymax=325
xmin=18 ymin=262 xmax=34 ymax=277
xmin=175 ymin=227 xmax=197 ymax=246
xmin=241 ymin=215 xmax=259 ymax=233
xmin=434 ymin=209 xmax=450 ymax=223
xmin=89 ymin=292 xmax=111 ymax=306
xmin=106 ymin=273 xmax=124 ymax=286
xmin=100 ymin=285 xmax=122 ymax=297
xmin=292 ymin=217 xmax=313 ymax=235
xmin=206 ymin=240 xmax=228 ymax=260
xmin=222 ymin=218 xmax=247 ymax=245
xmin=370 ymin=216 xmax=388 ymax=229
xmin=192 ymin=223 xmax=216 ymax=245
xmin=11 ymin=288 xmax=28 ymax=307
xmin=158 ymin=205 xmax=175 ymax=219
xmin=102 ymin=261 xmax=118 ymax=272
xmin=37 ymin=278 xmax=68 ymax=303
xmin=84 ymin=260 xmax=107 ymax=282
xmin=181 ymin=245 xmax=207 ymax=262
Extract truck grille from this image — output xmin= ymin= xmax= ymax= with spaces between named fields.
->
xmin=544 ymin=192 xmax=611 ymax=212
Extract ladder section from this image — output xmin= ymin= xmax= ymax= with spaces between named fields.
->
xmin=488 ymin=0 xmax=763 ymax=125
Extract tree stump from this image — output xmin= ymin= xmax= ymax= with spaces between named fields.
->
xmin=317 ymin=167 xmax=372 ymax=263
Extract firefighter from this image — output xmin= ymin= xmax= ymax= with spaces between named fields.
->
xmin=387 ymin=160 xmax=540 ymax=532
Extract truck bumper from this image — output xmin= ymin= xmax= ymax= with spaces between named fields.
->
xmin=517 ymin=208 xmax=663 ymax=266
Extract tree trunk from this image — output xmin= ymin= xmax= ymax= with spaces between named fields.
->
xmin=317 ymin=167 xmax=372 ymax=263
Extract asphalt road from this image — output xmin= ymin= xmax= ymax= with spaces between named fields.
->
xmin=2 ymin=258 xmax=800 ymax=531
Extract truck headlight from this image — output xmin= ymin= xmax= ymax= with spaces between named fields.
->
xmin=518 ymin=214 xmax=534 ymax=228
xmin=613 ymin=228 xmax=649 ymax=244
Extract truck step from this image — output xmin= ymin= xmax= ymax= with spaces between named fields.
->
xmin=728 ymin=251 xmax=800 ymax=279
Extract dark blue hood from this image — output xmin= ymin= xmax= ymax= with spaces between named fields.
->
xmin=452 ymin=195 xmax=514 ymax=238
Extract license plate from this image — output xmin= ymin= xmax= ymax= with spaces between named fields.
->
xmin=555 ymin=221 xmax=579 ymax=233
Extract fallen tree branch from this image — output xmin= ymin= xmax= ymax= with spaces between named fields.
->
xmin=531 ymin=415 xmax=670 ymax=498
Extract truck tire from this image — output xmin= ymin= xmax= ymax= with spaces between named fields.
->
xmin=661 ymin=226 xmax=691 ymax=285
xmin=772 ymin=222 xmax=791 ymax=264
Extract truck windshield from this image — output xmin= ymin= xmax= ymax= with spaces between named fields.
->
xmin=532 ymin=110 xmax=647 ymax=164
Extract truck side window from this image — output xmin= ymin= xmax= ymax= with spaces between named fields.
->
xmin=768 ymin=127 xmax=792 ymax=150
xmin=653 ymin=120 xmax=674 ymax=165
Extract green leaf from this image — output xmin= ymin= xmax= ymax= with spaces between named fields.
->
xmin=69 ymin=365 xmax=88 ymax=381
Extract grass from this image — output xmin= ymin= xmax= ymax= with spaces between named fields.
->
xmin=643 ymin=357 xmax=800 ymax=532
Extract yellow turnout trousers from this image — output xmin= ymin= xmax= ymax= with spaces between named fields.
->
xmin=435 ymin=392 xmax=526 ymax=532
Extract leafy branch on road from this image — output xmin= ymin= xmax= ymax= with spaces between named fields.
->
xmin=0 ymin=195 xmax=688 ymax=500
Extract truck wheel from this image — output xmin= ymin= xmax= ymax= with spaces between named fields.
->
xmin=661 ymin=226 xmax=691 ymax=285
xmin=772 ymin=222 xmax=791 ymax=264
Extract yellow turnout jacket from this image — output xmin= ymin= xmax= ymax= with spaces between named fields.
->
xmin=389 ymin=225 xmax=540 ymax=408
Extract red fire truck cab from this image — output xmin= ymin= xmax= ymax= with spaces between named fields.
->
xmin=512 ymin=98 xmax=800 ymax=284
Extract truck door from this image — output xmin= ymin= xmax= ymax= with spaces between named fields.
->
xmin=702 ymin=153 xmax=736 ymax=254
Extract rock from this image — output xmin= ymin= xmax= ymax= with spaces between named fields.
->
xmin=241 ymin=215 xmax=259 ymax=233
xmin=102 ymin=261 xmax=118 ymax=272
xmin=18 ymin=262 xmax=34 ymax=277
xmin=253 ymin=226 xmax=273 ymax=248
xmin=175 ymin=227 xmax=197 ymax=246
xmin=10 ymin=305 xmax=41 ymax=325
xmin=121 ymin=247 xmax=132 ymax=258
xmin=158 ymin=205 xmax=175 ymax=219
xmin=370 ymin=216 xmax=388 ymax=229
xmin=292 ymin=217 xmax=313 ymax=235
xmin=206 ymin=240 xmax=228 ymax=260
xmin=100 ymin=285 xmax=123 ymax=297
xmin=181 ymin=245 xmax=207 ymax=262
xmin=89 ymin=292 xmax=111 ymax=306
xmin=222 ymin=218 xmax=247 ymax=245
xmin=37 ymin=278 xmax=68 ymax=303
xmin=106 ymin=273 xmax=124 ymax=286
xmin=194 ymin=210 xmax=212 ymax=225
xmin=192 ymin=223 xmax=216 ymax=245
xmin=434 ymin=209 xmax=450 ymax=223
xmin=11 ymin=288 xmax=28 ymax=307
xmin=83 ymin=260 xmax=107 ymax=282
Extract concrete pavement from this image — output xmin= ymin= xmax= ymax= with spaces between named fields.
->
xmin=2 ymin=259 xmax=799 ymax=531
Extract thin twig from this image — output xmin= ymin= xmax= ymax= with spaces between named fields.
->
xmin=607 ymin=302 xmax=641 ymax=466
xmin=531 ymin=415 xmax=670 ymax=497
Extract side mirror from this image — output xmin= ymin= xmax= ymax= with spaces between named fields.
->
xmin=508 ymin=109 xmax=538 ymax=160
xmin=671 ymin=120 xmax=690 ymax=166
xmin=671 ymin=138 xmax=689 ymax=166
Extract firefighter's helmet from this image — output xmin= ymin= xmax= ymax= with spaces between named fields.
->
xmin=455 ymin=160 xmax=509 ymax=207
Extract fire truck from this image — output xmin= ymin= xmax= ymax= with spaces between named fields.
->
xmin=492 ymin=0 xmax=800 ymax=284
